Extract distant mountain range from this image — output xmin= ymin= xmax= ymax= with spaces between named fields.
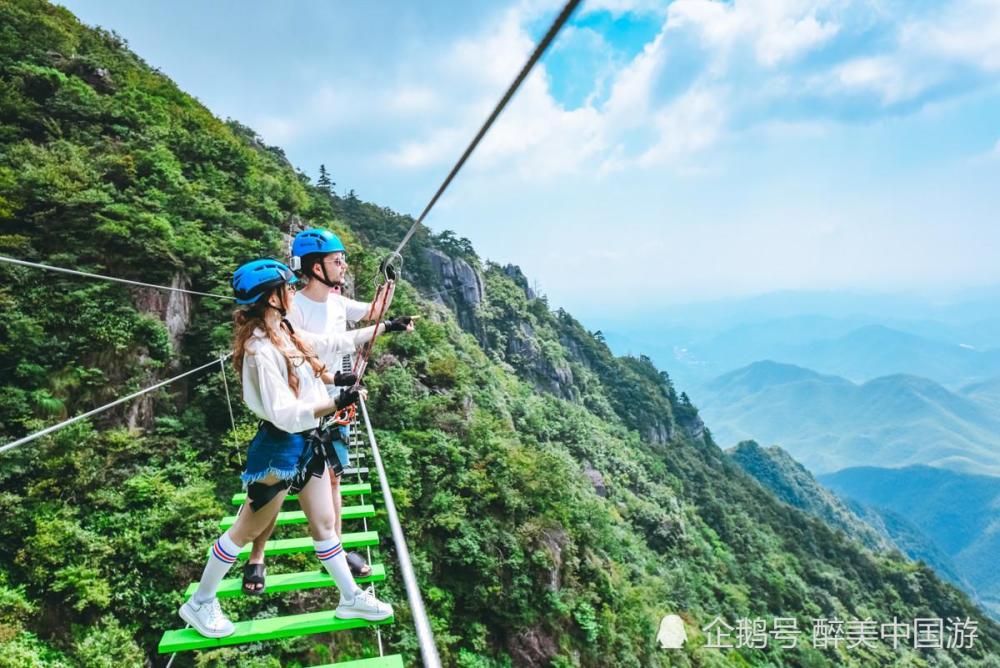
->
xmin=819 ymin=465 xmax=1000 ymax=620
xmin=727 ymin=442 xmax=972 ymax=602
xmin=698 ymin=360 xmax=1000 ymax=475
xmin=785 ymin=325 xmax=1000 ymax=388
xmin=604 ymin=320 xmax=1000 ymax=393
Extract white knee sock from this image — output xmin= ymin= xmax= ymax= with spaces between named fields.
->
xmin=314 ymin=537 xmax=359 ymax=603
xmin=192 ymin=531 xmax=241 ymax=604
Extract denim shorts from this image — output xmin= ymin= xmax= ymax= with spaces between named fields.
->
xmin=240 ymin=423 xmax=313 ymax=488
xmin=332 ymin=429 xmax=350 ymax=473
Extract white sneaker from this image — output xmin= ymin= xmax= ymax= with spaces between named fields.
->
xmin=179 ymin=597 xmax=236 ymax=638
xmin=335 ymin=586 xmax=393 ymax=621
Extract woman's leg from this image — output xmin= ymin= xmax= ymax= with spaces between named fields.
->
xmin=297 ymin=467 xmax=392 ymax=620
xmin=331 ymin=472 xmax=343 ymax=536
xmin=245 ymin=513 xmax=278 ymax=592
xmin=191 ymin=478 xmax=288 ymax=603
xmin=297 ymin=467 xmax=358 ymax=600
xmin=180 ymin=476 xmax=289 ymax=637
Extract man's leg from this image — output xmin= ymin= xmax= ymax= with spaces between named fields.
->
xmin=245 ymin=513 xmax=278 ymax=592
xmin=331 ymin=472 xmax=343 ymax=537
xmin=331 ymin=437 xmax=371 ymax=576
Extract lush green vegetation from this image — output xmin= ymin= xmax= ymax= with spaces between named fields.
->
xmin=2 ymin=1 xmax=1000 ymax=666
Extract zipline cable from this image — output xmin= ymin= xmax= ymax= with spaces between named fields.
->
xmin=390 ymin=0 xmax=583 ymax=258
xmin=0 ymin=255 xmax=236 ymax=301
xmin=353 ymin=0 xmax=580 ymax=391
xmin=0 ymin=354 xmax=233 ymax=455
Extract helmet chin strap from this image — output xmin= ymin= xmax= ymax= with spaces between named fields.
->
xmin=308 ymin=259 xmax=342 ymax=288
xmin=267 ymin=287 xmax=289 ymax=318
xmin=268 ymin=294 xmax=296 ymax=335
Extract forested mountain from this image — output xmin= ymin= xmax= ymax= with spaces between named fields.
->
xmin=2 ymin=1 xmax=1000 ymax=666
xmin=820 ymin=466 xmax=1000 ymax=623
xmin=726 ymin=441 xmax=895 ymax=554
xmin=728 ymin=442 xmax=974 ymax=612
xmin=698 ymin=360 xmax=1000 ymax=475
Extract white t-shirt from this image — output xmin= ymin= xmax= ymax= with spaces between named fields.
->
xmin=288 ymin=291 xmax=371 ymax=371
xmin=241 ymin=327 xmax=363 ymax=433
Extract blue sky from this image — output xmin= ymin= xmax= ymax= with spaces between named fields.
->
xmin=58 ymin=0 xmax=1000 ymax=320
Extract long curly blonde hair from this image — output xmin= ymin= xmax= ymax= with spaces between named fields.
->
xmin=232 ymin=293 xmax=326 ymax=396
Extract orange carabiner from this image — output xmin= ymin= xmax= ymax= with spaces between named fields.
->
xmin=331 ymin=404 xmax=356 ymax=426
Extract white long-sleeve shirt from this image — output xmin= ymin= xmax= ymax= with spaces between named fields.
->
xmin=288 ymin=291 xmax=373 ymax=371
xmin=240 ymin=327 xmax=366 ymax=433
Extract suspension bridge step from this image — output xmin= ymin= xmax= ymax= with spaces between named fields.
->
xmin=183 ymin=564 xmax=386 ymax=600
xmin=219 ymin=505 xmax=374 ymax=530
xmin=157 ymin=609 xmax=393 ymax=653
xmin=224 ymin=531 xmax=380 ymax=559
xmin=343 ymin=467 xmax=369 ymax=476
xmin=230 ymin=482 xmax=372 ymax=505
xmin=314 ymin=655 xmax=404 ymax=668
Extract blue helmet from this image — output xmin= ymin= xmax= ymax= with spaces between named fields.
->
xmin=232 ymin=259 xmax=298 ymax=305
xmin=292 ymin=228 xmax=346 ymax=264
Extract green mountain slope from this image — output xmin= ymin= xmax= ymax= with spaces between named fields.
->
xmin=699 ymin=360 xmax=1000 ymax=475
xmin=2 ymin=1 xmax=1000 ymax=666
xmin=727 ymin=442 xmax=973 ymax=605
xmin=820 ymin=466 xmax=1000 ymax=622
xmin=726 ymin=441 xmax=895 ymax=554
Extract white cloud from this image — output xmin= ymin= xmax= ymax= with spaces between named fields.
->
xmin=756 ymin=14 xmax=839 ymax=67
xmin=580 ymin=0 xmax=669 ymax=18
xmin=386 ymin=86 xmax=442 ymax=115
xmin=832 ymin=56 xmax=927 ymax=105
xmin=636 ymin=86 xmax=727 ymax=165
xmin=256 ymin=115 xmax=298 ymax=144
xmin=902 ymin=0 xmax=1000 ymax=72
xmin=666 ymin=0 xmax=841 ymax=67
xmin=383 ymin=2 xmax=614 ymax=178
xmin=823 ymin=0 xmax=1000 ymax=108
xmin=387 ymin=126 xmax=468 ymax=168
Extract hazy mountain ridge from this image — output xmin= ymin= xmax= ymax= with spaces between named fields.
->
xmin=726 ymin=440 xmax=893 ymax=553
xmin=698 ymin=360 xmax=1000 ymax=475
xmin=820 ymin=466 xmax=1000 ymax=619
xmin=604 ymin=318 xmax=1000 ymax=394
xmin=727 ymin=442 xmax=974 ymax=603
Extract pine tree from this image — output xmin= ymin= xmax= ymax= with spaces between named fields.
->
xmin=317 ymin=164 xmax=334 ymax=193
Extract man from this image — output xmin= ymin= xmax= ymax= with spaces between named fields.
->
xmin=241 ymin=227 xmax=414 ymax=594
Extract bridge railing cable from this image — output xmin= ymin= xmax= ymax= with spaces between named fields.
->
xmin=0 ymin=354 xmax=233 ymax=456
xmin=0 ymin=255 xmax=235 ymax=301
xmin=359 ymin=395 xmax=442 ymax=668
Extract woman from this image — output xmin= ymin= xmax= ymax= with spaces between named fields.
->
xmin=179 ymin=258 xmax=395 ymax=638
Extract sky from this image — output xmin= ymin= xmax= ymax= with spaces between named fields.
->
xmin=58 ymin=0 xmax=1000 ymax=321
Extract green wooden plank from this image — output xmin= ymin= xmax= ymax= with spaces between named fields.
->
xmin=218 ymin=505 xmax=374 ymax=530
xmin=183 ymin=564 xmax=385 ymax=600
xmin=313 ymin=655 xmax=405 ymax=668
xmin=214 ymin=531 xmax=379 ymax=560
xmin=230 ymin=483 xmax=371 ymax=505
xmin=158 ymin=609 xmax=393 ymax=653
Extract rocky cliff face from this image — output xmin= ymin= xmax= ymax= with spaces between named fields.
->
xmin=126 ymin=273 xmax=193 ymax=428
xmin=424 ymin=248 xmax=483 ymax=335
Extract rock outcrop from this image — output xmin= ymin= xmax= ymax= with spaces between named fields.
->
xmin=424 ymin=248 xmax=483 ymax=334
